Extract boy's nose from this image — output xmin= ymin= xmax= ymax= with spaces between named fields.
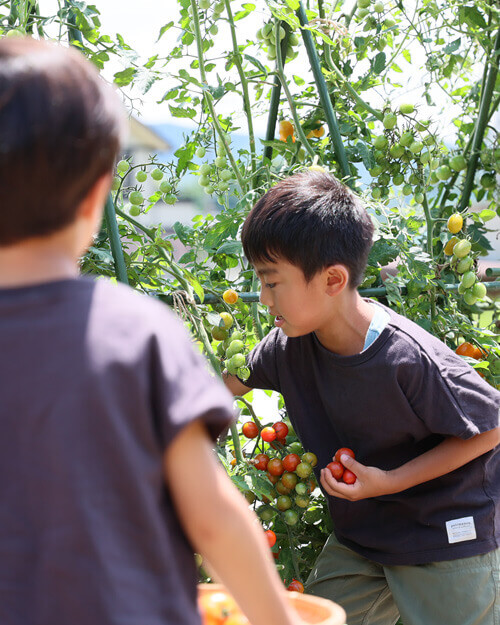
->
xmin=259 ymin=288 xmax=271 ymax=308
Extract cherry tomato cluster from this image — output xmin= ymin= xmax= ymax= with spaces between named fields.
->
xmin=326 ymin=448 xmax=357 ymax=484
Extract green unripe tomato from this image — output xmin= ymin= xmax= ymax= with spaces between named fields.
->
xmin=289 ymin=33 xmax=299 ymax=46
xmin=409 ymin=141 xmax=423 ymax=154
xmin=453 ymin=239 xmax=472 ymax=259
xmin=237 ymin=366 xmax=251 ymax=381
xmin=129 ymin=191 xmax=143 ymax=205
xmin=136 ymin=170 xmax=147 ymax=183
xmin=195 ymin=147 xmax=206 ymax=158
xmin=204 ymin=185 xmax=215 ymax=195
xmin=229 ymin=353 xmax=246 ymax=369
xmin=296 ymin=462 xmax=312 ymax=478
xmin=409 ymin=172 xmax=421 ymax=186
xmin=219 ymin=312 xmax=234 ymax=329
xmin=117 ymin=159 xmax=129 ymax=174
xmin=216 ymin=342 xmax=226 ymax=357
xmin=370 ymin=165 xmax=385 ymax=177
xmin=471 ymin=282 xmax=487 ymax=299
xmin=373 ymin=135 xmax=389 ymax=149
xmin=456 ymin=256 xmax=473 ymax=274
xmin=220 ymin=169 xmax=233 ymax=181
xmin=217 ymin=181 xmax=229 ymax=193
xmin=371 ymin=187 xmax=382 ymax=200
xmin=449 ymin=155 xmax=467 ymax=172
xmin=295 ymin=494 xmax=310 ymax=508
xmin=151 ymin=168 xmax=164 ymax=181
xmin=384 ymin=17 xmax=396 ymax=27
xmin=414 ymin=192 xmax=424 ymax=204
xmin=436 ymin=165 xmax=452 ymax=181
xmin=215 ymin=156 xmax=227 ymax=168
xmin=463 ymin=291 xmax=477 ymax=306
xmin=199 ymin=163 xmax=211 ymax=175
xmin=357 ymin=7 xmax=369 ymax=17
xmin=402 ymin=184 xmax=413 ymax=196
xmin=374 ymin=1 xmax=384 ymax=13
xmin=199 ymin=0 xmax=210 ymax=8
xmin=277 ymin=495 xmax=292 ymax=511
xmin=357 ymin=0 xmax=371 ymax=7
xmin=458 ymin=283 xmax=468 ymax=295
xmin=258 ymin=505 xmax=275 ymax=522
xmin=129 ymin=205 xmax=140 ymax=217
xmin=480 ymin=173 xmax=496 ymax=189
xmin=198 ymin=175 xmax=211 ymax=187
xmin=211 ymin=326 xmax=228 ymax=341
xmin=111 ymin=177 xmax=121 ymax=191
xmin=209 ymin=24 xmax=218 ymax=35
xmin=295 ymin=482 xmax=308 ymax=495
xmin=163 ymin=193 xmax=177 ymax=205
xmin=283 ymin=509 xmax=299 ymax=526
xmin=400 ymin=131 xmax=414 ymax=147
xmin=383 ymin=112 xmax=397 ymax=130
xmin=419 ymin=151 xmax=431 ymax=165
xmin=392 ymin=173 xmax=404 ymax=186
xmin=374 ymin=150 xmax=387 ymax=163
xmin=378 ymin=173 xmax=391 ymax=187
xmin=460 ymin=271 xmax=476 ymax=290
xmin=226 ymin=339 xmax=245 ymax=358
xmin=399 ymin=103 xmax=415 ymax=115
xmin=213 ymin=1 xmax=224 ymax=13
xmin=389 ymin=144 xmax=405 ymax=158
xmin=230 ymin=331 xmax=244 ymax=342
xmin=159 ymin=180 xmax=172 ymax=193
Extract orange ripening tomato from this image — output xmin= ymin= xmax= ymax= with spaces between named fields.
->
xmin=279 ymin=120 xmax=295 ymax=142
xmin=264 ymin=529 xmax=277 ymax=548
xmin=222 ymin=289 xmax=239 ymax=305
xmin=267 ymin=457 xmax=284 ymax=477
xmin=313 ymin=125 xmax=325 ymax=137
xmin=253 ymin=453 xmax=269 ymax=471
xmin=455 ymin=342 xmax=484 ymax=360
xmin=287 ymin=579 xmax=305 ymax=593
xmin=261 ymin=426 xmax=277 ymax=443
xmin=199 ymin=591 xmax=238 ymax=625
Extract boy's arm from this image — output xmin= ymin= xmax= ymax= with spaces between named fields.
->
xmin=222 ymin=371 xmax=253 ymax=397
xmin=164 ymin=418 xmax=302 ymax=625
xmin=320 ymin=426 xmax=500 ymax=501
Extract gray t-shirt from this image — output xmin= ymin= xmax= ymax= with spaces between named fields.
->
xmin=246 ymin=302 xmax=500 ymax=565
xmin=0 ymin=276 xmax=234 ymax=625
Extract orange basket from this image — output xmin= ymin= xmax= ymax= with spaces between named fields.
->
xmin=198 ymin=583 xmax=346 ymax=625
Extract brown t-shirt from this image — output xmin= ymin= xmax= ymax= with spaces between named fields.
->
xmin=0 ymin=276 xmax=234 ymax=625
xmin=246 ymin=302 xmax=500 ymax=565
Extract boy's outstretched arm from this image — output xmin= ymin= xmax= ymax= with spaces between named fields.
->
xmin=320 ymin=426 xmax=500 ymax=501
xmin=164 ymin=418 xmax=302 ymax=625
xmin=223 ymin=371 xmax=253 ymax=397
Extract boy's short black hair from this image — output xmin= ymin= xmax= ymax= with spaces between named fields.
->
xmin=0 ymin=37 xmax=125 ymax=246
xmin=241 ymin=170 xmax=374 ymax=288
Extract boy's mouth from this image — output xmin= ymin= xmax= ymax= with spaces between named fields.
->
xmin=274 ymin=315 xmax=285 ymax=327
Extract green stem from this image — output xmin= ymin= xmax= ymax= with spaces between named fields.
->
xmin=230 ymin=423 xmax=244 ymax=464
xmin=422 ymin=193 xmax=436 ymax=324
xmin=104 ymin=195 xmax=129 ymax=284
xmin=189 ymin=0 xmax=245 ymax=191
xmin=458 ymin=28 xmax=500 ymax=212
xmin=296 ymin=2 xmax=352 ymax=184
xmin=224 ymin=0 xmax=257 ymax=181
xmin=286 ymin=524 xmax=302 ymax=581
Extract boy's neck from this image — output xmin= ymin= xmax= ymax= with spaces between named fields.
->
xmin=315 ymin=291 xmax=376 ymax=356
xmin=0 ymin=234 xmax=78 ymax=288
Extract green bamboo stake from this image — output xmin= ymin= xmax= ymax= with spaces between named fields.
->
xmin=65 ymin=0 xmax=129 ymax=285
xmin=296 ymin=1 xmax=352 ymax=185
xmin=458 ymin=28 xmax=500 ymax=212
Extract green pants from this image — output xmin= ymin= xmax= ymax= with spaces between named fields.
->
xmin=306 ymin=532 xmax=500 ymax=625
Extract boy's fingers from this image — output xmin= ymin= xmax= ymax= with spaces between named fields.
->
xmin=340 ymin=454 xmax=363 ymax=473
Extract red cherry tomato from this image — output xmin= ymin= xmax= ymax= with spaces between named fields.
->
xmin=342 ymin=469 xmax=357 ymax=484
xmin=272 ymin=422 xmax=289 ymax=439
xmin=335 ymin=447 xmax=355 ymax=464
xmin=265 ymin=529 xmax=276 ymax=548
xmin=267 ymin=457 xmax=284 ymax=476
xmin=254 ymin=453 xmax=269 ymax=471
xmin=287 ymin=579 xmax=305 ymax=593
xmin=282 ymin=453 xmax=301 ymax=472
xmin=242 ymin=421 xmax=258 ymax=439
xmin=261 ymin=427 xmax=277 ymax=443
xmin=326 ymin=461 xmax=344 ymax=481
xmin=266 ymin=472 xmax=279 ymax=484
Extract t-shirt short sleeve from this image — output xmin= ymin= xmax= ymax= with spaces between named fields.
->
xmin=400 ymin=345 xmax=500 ymax=440
xmin=244 ymin=328 xmax=282 ymax=392
xmin=149 ymin=310 xmax=235 ymax=448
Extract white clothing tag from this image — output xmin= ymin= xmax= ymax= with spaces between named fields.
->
xmin=445 ymin=516 xmax=477 ymax=544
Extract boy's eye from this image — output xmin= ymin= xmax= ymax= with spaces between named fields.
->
xmin=265 ymin=283 xmax=276 ymax=289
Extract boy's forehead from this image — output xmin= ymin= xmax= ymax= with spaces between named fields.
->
xmin=253 ymin=263 xmax=280 ymax=276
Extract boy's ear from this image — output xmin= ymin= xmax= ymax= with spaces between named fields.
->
xmin=77 ymin=172 xmax=112 ymax=221
xmin=324 ymin=264 xmax=349 ymax=295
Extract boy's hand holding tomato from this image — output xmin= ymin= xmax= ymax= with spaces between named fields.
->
xmin=321 ymin=449 xmax=390 ymax=501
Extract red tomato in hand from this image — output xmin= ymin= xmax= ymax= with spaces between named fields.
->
xmin=282 ymin=453 xmax=301 ymax=472
xmin=335 ymin=447 xmax=355 ymax=464
xmin=261 ymin=427 xmax=277 ymax=443
xmin=326 ymin=461 xmax=344 ymax=480
xmin=287 ymin=579 xmax=305 ymax=593
xmin=242 ymin=421 xmax=258 ymax=439
xmin=254 ymin=453 xmax=269 ymax=471
xmin=342 ymin=469 xmax=357 ymax=484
